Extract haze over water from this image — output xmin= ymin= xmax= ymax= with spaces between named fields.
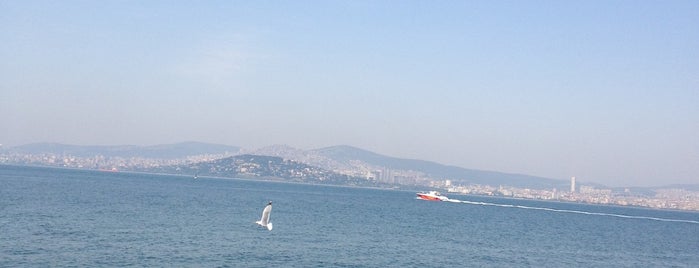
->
xmin=2 ymin=166 xmax=698 ymax=267
xmin=2 ymin=1 xmax=698 ymax=187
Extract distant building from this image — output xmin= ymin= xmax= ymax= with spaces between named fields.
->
xmin=570 ymin=176 xmax=576 ymax=193
xmin=580 ymin=185 xmax=592 ymax=194
xmin=365 ymin=170 xmax=375 ymax=180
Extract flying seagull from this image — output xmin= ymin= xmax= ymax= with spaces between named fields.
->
xmin=255 ymin=201 xmax=273 ymax=231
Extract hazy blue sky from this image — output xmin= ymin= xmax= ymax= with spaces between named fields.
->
xmin=2 ymin=1 xmax=698 ymax=187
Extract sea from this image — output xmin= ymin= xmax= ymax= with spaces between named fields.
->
xmin=1 ymin=165 xmax=698 ymax=267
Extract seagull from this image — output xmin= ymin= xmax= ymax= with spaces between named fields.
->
xmin=255 ymin=201 xmax=273 ymax=231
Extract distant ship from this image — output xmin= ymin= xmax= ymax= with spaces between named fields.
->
xmin=416 ymin=191 xmax=449 ymax=201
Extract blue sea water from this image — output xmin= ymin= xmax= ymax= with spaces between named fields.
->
xmin=1 ymin=165 xmax=698 ymax=267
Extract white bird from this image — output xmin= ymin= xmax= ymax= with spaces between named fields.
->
xmin=255 ymin=201 xmax=273 ymax=230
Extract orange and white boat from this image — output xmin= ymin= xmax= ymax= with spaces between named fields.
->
xmin=416 ymin=191 xmax=449 ymax=201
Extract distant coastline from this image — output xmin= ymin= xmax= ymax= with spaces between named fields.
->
xmin=2 ymin=163 xmax=699 ymax=212
xmin=2 ymin=142 xmax=699 ymax=212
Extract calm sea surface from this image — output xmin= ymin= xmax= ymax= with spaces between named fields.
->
xmin=1 ymin=165 xmax=698 ymax=267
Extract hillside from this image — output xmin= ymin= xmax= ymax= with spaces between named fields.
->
xmin=4 ymin=142 xmax=698 ymax=191
xmin=147 ymin=154 xmax=384 ymax=187
xmin=311 ymin=145 xmax=569 ymax=189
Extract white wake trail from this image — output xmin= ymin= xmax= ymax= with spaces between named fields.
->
xmin=446 ymin=198 xmax=699 ymax=224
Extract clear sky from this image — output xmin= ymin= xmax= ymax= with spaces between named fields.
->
xmin=1 ymin=1 xmax=698 ymax=187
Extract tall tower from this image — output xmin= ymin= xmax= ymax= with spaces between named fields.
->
xmin=570 ymin=176 xmax=576 ymax=193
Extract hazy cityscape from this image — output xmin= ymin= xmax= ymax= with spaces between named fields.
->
xmin=3 ymin=146 xmax=698 ymax=212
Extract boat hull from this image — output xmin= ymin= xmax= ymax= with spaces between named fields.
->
xmin=417 ymin=194 xmax=441 ymax=201
xmin=416 ymin=192 xmax=447 ymax=201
